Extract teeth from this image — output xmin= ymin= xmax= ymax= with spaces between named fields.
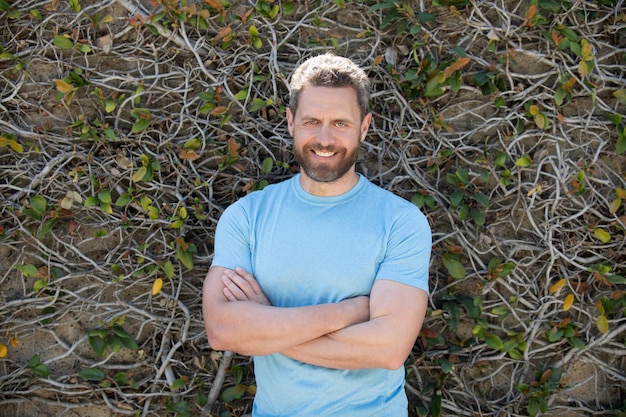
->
xmin=315 ymin=151 xmax=334 ymax=157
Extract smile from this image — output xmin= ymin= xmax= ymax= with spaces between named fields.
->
xmin=313 ymin=150 xmax=336 ymax=158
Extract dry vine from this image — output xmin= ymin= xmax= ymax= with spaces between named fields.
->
xmin=0 ymin=0 xmax=625 ymax=416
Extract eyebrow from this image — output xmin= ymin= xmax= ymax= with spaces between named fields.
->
xmin=299 ymin=115 xmax=354 ymax=125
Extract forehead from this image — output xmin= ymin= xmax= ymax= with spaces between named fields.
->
xmin=295 ymin=86 xmax=360 ymax=119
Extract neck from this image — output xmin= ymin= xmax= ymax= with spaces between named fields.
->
xmin=299 ymin=171 xmax=359 ymax=197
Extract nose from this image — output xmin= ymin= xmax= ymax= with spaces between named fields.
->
xmin=315 ymin=123 xmax=334 ymax=147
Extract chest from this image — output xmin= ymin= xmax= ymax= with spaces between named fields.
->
xmin=250 ymin=203 xmax=387 ymax=307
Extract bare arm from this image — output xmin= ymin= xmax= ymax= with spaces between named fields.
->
xmin=281 ymin=279 xmax=428 ymax=370
xmin=202 ymin=266 xmax=370 ymax=356
xmin=219 ymin=269 xmax=428 ymax=370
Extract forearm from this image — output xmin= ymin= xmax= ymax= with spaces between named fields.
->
xmin=203 ymin=266 xmax=369 ymax=356
xmin=281 ymin=317 xmax=410 ymax=370
xmin=206 ymin=299 xmax=359 ymax=356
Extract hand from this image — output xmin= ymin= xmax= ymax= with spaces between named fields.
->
xmin=221 ymin=267 xmax=271 ymax=306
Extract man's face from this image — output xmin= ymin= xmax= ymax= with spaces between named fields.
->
xmin=287 ymin=86 xmax=371 ymax=184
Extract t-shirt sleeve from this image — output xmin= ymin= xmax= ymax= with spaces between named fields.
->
xmin=375 ymin=206 xmax=431 ymax=294
xmin=211 ymin=201 xmax=254 ymax=272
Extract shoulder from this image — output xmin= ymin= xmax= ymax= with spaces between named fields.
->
xmin=220 ymin=176 xmax=295 ymax=215
xmin=361 ymin=177 xmax=425 ymax=213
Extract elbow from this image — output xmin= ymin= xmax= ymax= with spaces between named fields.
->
xmin=205 ymin=322 xmax=232 ymax=352
xmin=380 ymin=355 xmax=407 ymax=370
xmin=377 ymin=346 xmax=412 ymax=370
xmin=207 ymin=332 xmax=227 ymax=352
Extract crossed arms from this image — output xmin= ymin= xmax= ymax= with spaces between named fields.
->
xmin=202 ymin=266 xmax=428 ymax=370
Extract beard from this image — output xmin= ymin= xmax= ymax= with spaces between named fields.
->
xmin=294 ymin=142 xmax=360 ymax=183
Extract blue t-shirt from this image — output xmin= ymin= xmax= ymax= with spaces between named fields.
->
xmin=212 ymin=174 xmax=431 ymax=416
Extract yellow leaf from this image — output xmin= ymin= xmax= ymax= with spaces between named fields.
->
xmin=0 ymin=344 xmax=7 ymax=358
xmin=8 ymin=139 xmax=24 ymax=152
xmin=563 ymin=293 xmax=574 ymax=311
xmin=581 ymin=39 xmax=593 ymax=59
xmin=593 ymin=228 xmax=611 ymax=243
xmin=60 ymin=192 xmax=75 ymax=210
xmin=609 ymin=198 xmax=622 ymax=214
xmin=132 ymin=166 xmax=147 ymax=183
xmin=596 ymin=314 xmax=609 ymax=334
xmin=534 ymin=112 xmax=549 ymax=129
xmin=578 ymin=61 xmax=588 ymax=78
xmin=152 ymin=278 xmax=163 ymax=295
xmin=549 ymin=278 xmax=566 ymax=294
xmin=529 ymin=104 xmax=540 ymax=116
xmin=55 ymin=79 xmax=75 ymax=94
xmin=527 ymin=184 xmax=542 ymax=197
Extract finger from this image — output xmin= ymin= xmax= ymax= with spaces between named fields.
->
xmin=221 ymin=274 xmax=248 ymax=301
xmin=234 ymin=267 xmax=264 ymax=295
xmin=225 ymin=268 xmax=258 ymax=298
xmin=222 ymin=286 xmax=237 ymax=302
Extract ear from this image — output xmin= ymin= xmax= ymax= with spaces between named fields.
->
xmin=286 ymin=108 xmax=294 ymax=137
xmin=360 ymin=113 xmax=372 ymax=142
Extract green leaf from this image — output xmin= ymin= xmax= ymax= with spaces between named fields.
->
xmin=107 ymin=334 xmax=123 ymax=352
xmin=88 ymin=333 xmax=108 ymax=356
xmin=221 ymin=384 xmax=247 ymax=402
xmin=177 ymin=247 xmax=194 ymax=270
xmin=97 ymin=189 xmax=111 ymax=204
xmin=470 ymin=207 xmax=485 ymax=226
xmin=515 ymin=155 xmax=532 ymax=167
xmin=114 ymin=193 xmax=132 ymax=207
xmin=112 ymin=326 xmax=138 ymax=350
xmin=472 ymin=192 xmax=490 ymax=208
xmin=261 ymin=157 xmax=273 ymax=174
xmin=53 ymin=35 xmax=74 ymax=49
xmin=546 ymin=327 xmax=564 ymax=342
xmin=442 ymin=252 xmax=465 ymax=279
xmin=166 ymin=400 xmax=192 ymax=414
xmin=33 ymin=279 xmax=47 ymax=292
xmin=528 ymin=397 xmax=540 ymax=417
xmin=84 ymin=196 xmax=99 ymax=208
xmin=197 ymin=391 xmax=208 ymax=407
xmin=27 ymin=354 xmax=41 ymax=368
xmin=29 ymin=195 xmax=48 ymax=218
xmin=607 ymin=274 xmax=626 ymax=285
xmin=31 ymin=363 xmax=50 ymax=377
xmin=282 ymin=1 xmax=296 ymax=15
xmin=614 ymin=89 xmax=626 ymax=105
xmin=132 ymin=118 xmax=150 ymax=134
xmin=567 ymin=336 xmax=586 ymax=349
xmin=449 ymin=189 xmax=464 ymax=208
xmin=425 ymin=71 xmax=445 ymax=97
xmin=428 ymin=391 xmax=442 ymax=417
xmin=162 ymin=260 xmax=175 ymax=279
xmin=76 ymin=43 xmax=91 ymax=53
xmin=485 ymin=333 xmax=504 ymax=350
xmin=439 ymin=358 xmax=454 ymax=373
xmin=38 ymin=218 xmax=57 ymax=238
xmin=79 ymin=368 xmax=106 ymax=381
xmin=171 ymin=378 xmax=187 ymax=390
xmin=20 ymin=264 xmax=40 ymax=277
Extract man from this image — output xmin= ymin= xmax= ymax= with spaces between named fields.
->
xmin=202 ymin=53 xmax=431 ymax=416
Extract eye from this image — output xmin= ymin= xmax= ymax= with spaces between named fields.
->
xmin=335 ymin=121 xmax=347 ymax=128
